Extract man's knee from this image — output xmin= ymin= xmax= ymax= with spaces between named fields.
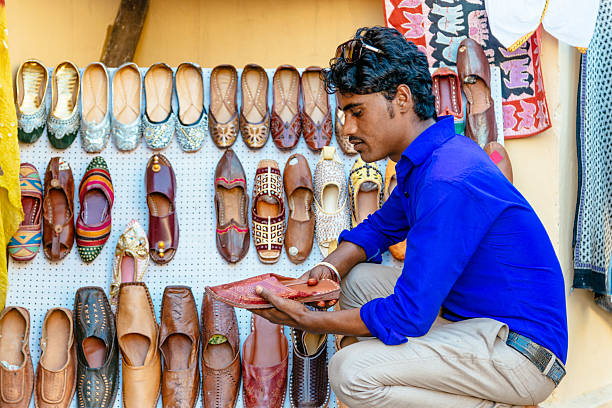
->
xmin=329 ymin=344 xmax=378 ymax=406
xmin=329 ymin=347 xmax=361 ymax=404
xmin=339 ymin=263 xmax=380 ymax=309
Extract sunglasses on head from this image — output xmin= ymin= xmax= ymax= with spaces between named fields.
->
xmin=335 ymin=38 xmax=385 ymax=63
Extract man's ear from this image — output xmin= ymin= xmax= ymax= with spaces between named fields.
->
xmin=395 ymin=84 xmax=414 ymax=114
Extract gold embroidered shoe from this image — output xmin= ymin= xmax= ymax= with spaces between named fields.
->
xmin=47 ymin=61 xmax=80 ymax=149
xmin=349 ymin=158 xmax=384 ymax=228
xmin=209 ymin=65 xmax=239 ymax=148
xmin=110 ymin=220 xmax=149 ymax=309
xmin=251 ymin=159 xmax=285 ymax=264
xmin=385 ymin=160 xmax=406 ymax=261
xmin=16 ymin=59 xmax=48 ymax=143
xmin=313 ymin=146 xmax=350 ymax=257
xmin=240 ymin=64 xmax=270 ymax=149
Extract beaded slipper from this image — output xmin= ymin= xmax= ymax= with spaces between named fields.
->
xmin=112 ymin=62 xmax=142 ymax=151
xmin=175 ymin=62 xmax=208 ymax=152
xmin=81 ymin=62 xmax=111 ymax=153
xmin=313 ymin=146 xmax=350 ymax=257
xmin=143 ymin=63 xmax=175 ymax=150
xmin=349 ymin=158 xmax=383 ymax=228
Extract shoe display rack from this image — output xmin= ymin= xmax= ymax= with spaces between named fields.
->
xmin=7 ymin=65 xmax=503 ymax=408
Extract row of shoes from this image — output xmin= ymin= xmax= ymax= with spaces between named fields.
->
xmin=9 ymin=146 xmax=406 ymax=266
xmin=0 ymin=284 xmax=331 ymax=408
xmin=7 ymin=157 xmax=114 ymax=263
xmin=7 ymin=154 xmax=177 ymax=265
xmin=215 ymin=145 xmax=407 ymax=265
xmin=15 ymin=60 xmax=360 ymax=155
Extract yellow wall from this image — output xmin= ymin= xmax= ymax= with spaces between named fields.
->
xmin=6 ymin=0 xmax=612 ymax=405
xmin=7 ymin=0 xmax=383 ymax=71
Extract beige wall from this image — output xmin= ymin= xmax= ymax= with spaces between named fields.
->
xmin=7 ymin=0 xmax=383 ymax=71
xmin=6 ymin=0 xmax=612 ymax=405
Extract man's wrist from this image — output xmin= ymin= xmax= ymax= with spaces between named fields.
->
xmin=295 ymin=305 xmax=314 ymax=329
xmin=316 ymin=261 xmax=342 ymax=283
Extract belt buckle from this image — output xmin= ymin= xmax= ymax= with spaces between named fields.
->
xmin=541 ymin=350 xmax=556 ymax=377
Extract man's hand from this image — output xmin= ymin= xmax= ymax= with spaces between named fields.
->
xmin=252 ymin=285 xmax=312 ymax=330
xmin=253 ymin=285 xmax=372 ymax=337
xmin=299 ymin=265 xmax=339 ymax=309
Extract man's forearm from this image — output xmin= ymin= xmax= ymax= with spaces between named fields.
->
xmin=299 ymin=307 xmax=372 ymax=337
xmin=323 ymin=241 xmax=367 ymax=278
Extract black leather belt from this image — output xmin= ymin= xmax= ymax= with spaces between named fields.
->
xmin=506 ymin=331 xmax=566 ymax=386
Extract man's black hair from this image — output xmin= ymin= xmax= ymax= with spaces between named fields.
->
xmin=324 ymin=26 xmax=436 ymax=121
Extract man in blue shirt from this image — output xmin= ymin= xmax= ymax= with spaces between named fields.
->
xmin=254 ymin=26 xmax=567 ymax=407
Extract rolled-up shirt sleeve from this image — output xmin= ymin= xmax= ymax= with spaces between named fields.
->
xmin=360 ymin=180 xmax=496 ymax=345
xmin=338 ymin=186 xmax=410 ymax=262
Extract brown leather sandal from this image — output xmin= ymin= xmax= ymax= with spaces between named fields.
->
xmin=457 ymin=38 xmax=497 ymax=146
xmin=271 ymin=65 xmax=301 ymax=150
xmin=283 ymin=154 xmax=315 ymax=264
xmin=145 ymin=154 xmax=179 ymax=264
xmin=42 ymin=157 xmax=75 ymax=261
xmin=301 ymin=66 xmax=332 ymax=151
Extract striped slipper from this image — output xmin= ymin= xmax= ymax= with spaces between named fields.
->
xmin=8 ymin=163 xmax=43 ymax=261
xmin=76 ymin=156 xmax=114 ymax=263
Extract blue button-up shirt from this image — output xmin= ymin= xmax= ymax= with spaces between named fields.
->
xmin=339 ymin=116 xmax=568 ymax=363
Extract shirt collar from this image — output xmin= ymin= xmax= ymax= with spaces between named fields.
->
xmin=401 ymin=115 xmax=455 ymax=167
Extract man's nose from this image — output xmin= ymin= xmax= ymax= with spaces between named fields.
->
xmin=343 ymin=114 xmax=357 ymax=136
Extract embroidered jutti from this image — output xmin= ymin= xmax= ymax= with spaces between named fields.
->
xmin=383 ymin=0 xmax=551 ymax=139
xmin=0 ymin=1 xmax=24 ymax=311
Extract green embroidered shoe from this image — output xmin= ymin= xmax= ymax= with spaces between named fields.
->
xmin=47 ymin=61 xmax=80 ymax=149
xmin=16 ymin=59 xmax=48 ymax=143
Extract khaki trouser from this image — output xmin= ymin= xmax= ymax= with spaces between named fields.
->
xmin=330 ymin=263 xmax=557 ymax=408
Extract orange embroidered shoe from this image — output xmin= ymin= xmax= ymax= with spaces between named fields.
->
xmin=8 ymin=163 xmax=43 ymax=261
xmin=206 ymin=273 xmax=340 ymax=310
xmin=251 ymin=160 xmax=285 ymax=264
xmin=76 ymin=156 xmax=114 ymax=263
xmin=385 ymin=160 xmax=406 ymax=261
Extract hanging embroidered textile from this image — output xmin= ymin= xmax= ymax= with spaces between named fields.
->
xmin=0 ymin=0 xmax=24 ymax=311
xmin=383 ymin=0 xmax=551 ymax=139
xmin=573 ymin=0 xmax=612 ymax=312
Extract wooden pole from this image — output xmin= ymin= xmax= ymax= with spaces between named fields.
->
xmin=101 ymin=0 xmax=150 ymax=67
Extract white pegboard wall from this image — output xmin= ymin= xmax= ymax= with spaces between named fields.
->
xmin=7 ymin=65 xmax=503 ymax=408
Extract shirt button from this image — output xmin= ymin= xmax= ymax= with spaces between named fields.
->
xmin=404 ymin=192 xmax=410 ymax=198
